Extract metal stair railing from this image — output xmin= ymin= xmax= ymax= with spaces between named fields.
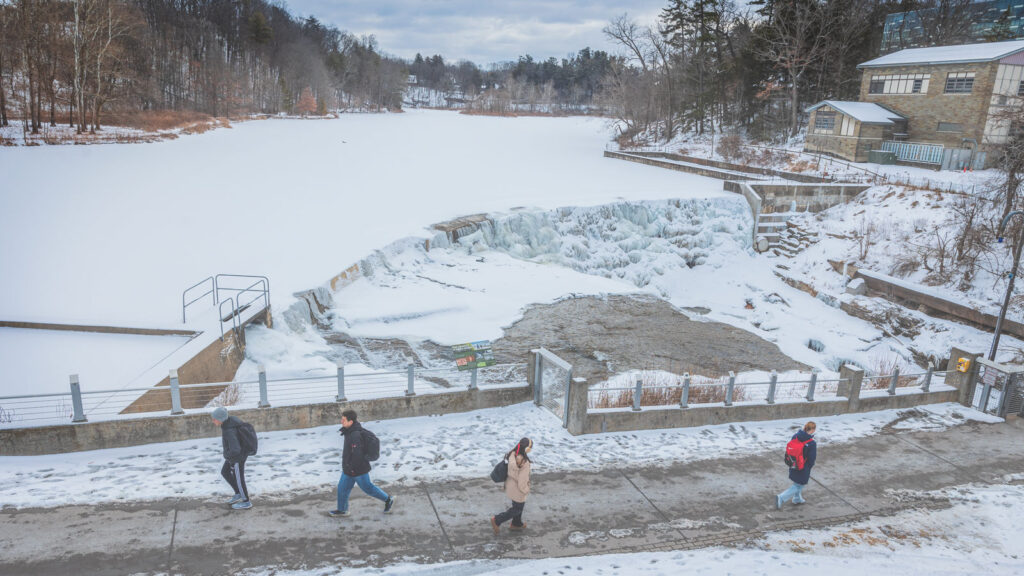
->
xmin=181 ymin=274 xmax=270 ymax=327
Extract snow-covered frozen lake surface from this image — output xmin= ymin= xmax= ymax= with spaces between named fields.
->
xmin=0 ymin=328 xmax=191 ymax=395
xmin=0 ymin=110 xmax=727 ymax=327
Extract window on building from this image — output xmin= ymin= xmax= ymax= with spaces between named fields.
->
xmin=937 ymin=122 xmax=963 ymax=132
xmin=840 ymin=116 xmax=856 ymax=136
xmin=814 ymin=111 xmax=836 ymax=133
xmin=868 ymin=73 xmax=929 ymax=95
xmin=1018 ymin=80 xmax=1024 ymax=97
xmin=944 ymin=72 xmax=975 ymax=94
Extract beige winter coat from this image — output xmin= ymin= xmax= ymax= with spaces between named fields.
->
xmin=504 ymin=454 xmax=531 ymax=502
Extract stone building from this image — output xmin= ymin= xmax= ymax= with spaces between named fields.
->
xmin=804 ymin=39 xmax=1024 ymax=169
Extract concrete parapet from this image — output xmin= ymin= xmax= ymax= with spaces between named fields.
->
xmin=0 ymin=385 xmax=533 ymax=456
xmin=839 ymin=364 xmax=865 ymax=412
xmin=565 ymin=377 xmax=589 ymax=435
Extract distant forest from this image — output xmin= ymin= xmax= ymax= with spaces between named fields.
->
xmin=0 ymin=0 xmax=1001 ymax=140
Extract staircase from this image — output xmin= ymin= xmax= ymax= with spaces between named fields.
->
xmin=755 ymin=213 xmax=819 ymax=257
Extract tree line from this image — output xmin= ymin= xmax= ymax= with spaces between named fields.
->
xmin=407 ymin=48 xmax=618 ymax=114
xmin=0 ymin=0 xmax=408 ymax=135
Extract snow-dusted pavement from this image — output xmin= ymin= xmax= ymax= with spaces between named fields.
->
xmin=0 ymin=407 xmax=1020 ymax=575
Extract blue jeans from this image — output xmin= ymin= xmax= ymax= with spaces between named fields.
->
xmin=337 ymin=472 xmax=389 ymax=512
xmin=778 ymin=482 xmax=806 ymax=505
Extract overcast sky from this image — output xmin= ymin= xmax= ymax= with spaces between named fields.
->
xmin=280 ymin=0 xmax=668 ymax=66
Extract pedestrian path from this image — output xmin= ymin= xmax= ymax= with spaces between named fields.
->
xmin=2 ymin=418 xmax=1022 ymax=575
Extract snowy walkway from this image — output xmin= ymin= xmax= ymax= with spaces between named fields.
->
xmin=2 ymin=416 xmax=1022 ymax=575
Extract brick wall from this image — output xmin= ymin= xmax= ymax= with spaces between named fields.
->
xmin=859 ymin=61 xmax=999 ymax=147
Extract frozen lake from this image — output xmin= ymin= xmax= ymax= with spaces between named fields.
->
xmin=0 ymin=110 xmax=727 ymax=327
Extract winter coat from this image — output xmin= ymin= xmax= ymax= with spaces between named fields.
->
xmin=341 ymin=422 xmax=372 ymax=477
xmin=221 ymin=416 xmax=246 ymax=464
xmin=504 ymin=453 xmax=531 ymax=503
xmin=788 ymin=429 xmax=817 ymax=485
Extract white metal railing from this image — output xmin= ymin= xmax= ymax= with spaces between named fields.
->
xmin=0 ymin=363 xmax=525 ymax=429
xmin=587 ymin=366 xmax=949 ymax=411
xmin=881 ymin=141 xmax=943 ymax=165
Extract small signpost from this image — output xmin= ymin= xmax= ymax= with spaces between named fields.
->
xmin=451 ymin=340 xmax=496 ymax=371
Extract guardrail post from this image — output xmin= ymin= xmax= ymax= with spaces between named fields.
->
xmin=922 ymin=362 xmax=934 ymax=392
xmin=680 ymin=373 xmax=690 ymax=409
xmin=766 ymin=370 xmax=778 ymax=404
xmin=888 ymin=367 xmax=899 ymax=396
xmin=725 ymin=371 xmax=735 ymax=407
xmin=169 ymin=370 xmax=184 ymax=415
xmin=258 ymin=365 xmax=270 ymax=408
xmin=470 ymin=366 xmax=478 ymax=390
xmin=336 ymin=362 xmax=347 ymax=402
xmin=406 ymin=364 xmax=416 ymax=396
xmin=69 ymin=374 xmax=87 ymax=423
xmin=806 ymin=372 xmax=817 ymax=402
xmin=533 ymin=354 xmax=543 ymax=405
xmin=632 ymin=379 xmax=642 ymax=412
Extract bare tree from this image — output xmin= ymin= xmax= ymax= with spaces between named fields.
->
xmin=755 ymin=0 xmax=832 ymax=137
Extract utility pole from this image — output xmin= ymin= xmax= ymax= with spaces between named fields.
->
xmin=989 ymin=210 xmax=1024 ymax=360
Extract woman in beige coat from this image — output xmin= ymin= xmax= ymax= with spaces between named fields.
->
xmin=490 ymin=437 xmax=532 ymax=533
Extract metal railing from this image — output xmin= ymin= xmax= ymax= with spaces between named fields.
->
xmin=0 ymin=362 xmax=525 ymax=429
xmin=881 ymin=140 xmax=943 ymax=165
xmin=587 ymin=364 xmax=949 ymax=411
xmin=181 ymin=274 xmax=270 ymax=325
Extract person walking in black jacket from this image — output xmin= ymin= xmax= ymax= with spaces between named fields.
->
xmin=212 ymin=407 xmax=253 ymax=510
xmin=328 ymin=410 xmax=394 ymax=517
xmin=777 ymin=421 xmax=817 ymax=509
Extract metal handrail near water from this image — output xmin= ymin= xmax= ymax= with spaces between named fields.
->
xmin=181 ymin=276 xmax=215 ymax=323
xmin=0 ymin=362 xmax=526 ymax=429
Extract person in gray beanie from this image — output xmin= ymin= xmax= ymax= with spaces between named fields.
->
xmin=212 ymin=407 xmax=257 ymax=510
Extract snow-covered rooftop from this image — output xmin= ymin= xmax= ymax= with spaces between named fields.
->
xmin=805 ymin=101 xmax=906 ymax=125
xmin=859 ymin=39 xmax=1024 ymax=68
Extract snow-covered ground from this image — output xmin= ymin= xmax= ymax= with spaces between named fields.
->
xmin=237 ymin=482 xmax=1024 ymax=576
xmin=0 ymin=328 xmax=191 ymax=395
xmin=0 ymin=401 xmax=997 ymax=509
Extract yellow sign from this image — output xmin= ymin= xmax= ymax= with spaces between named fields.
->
xmin=956 ymin=357 xmax=971 ymax=373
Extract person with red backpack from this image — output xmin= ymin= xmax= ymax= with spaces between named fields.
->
xmin=776 ymin=421 xmax=817 ymax=509
xmin=211 ymin=406 xmax=257 ymax=510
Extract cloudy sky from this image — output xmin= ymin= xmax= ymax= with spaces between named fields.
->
xmin=281 ymin=0 xmax=668 ymax=65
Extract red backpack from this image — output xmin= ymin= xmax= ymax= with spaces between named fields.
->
xmin=784 ymin=436 xmax=814 ymax=470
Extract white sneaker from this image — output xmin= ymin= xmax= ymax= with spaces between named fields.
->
xmin=226 ymin=494 xmax=244 ymax=505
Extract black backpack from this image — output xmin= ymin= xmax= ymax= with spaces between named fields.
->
xmin=238 ymin=421 xmax=258 ymax=456
xmin=490 ymin=456 xmax=509 ymax=483
xmin=361 ymin=428 xmax=381 ymax=462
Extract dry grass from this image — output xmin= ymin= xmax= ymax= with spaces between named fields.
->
xmin=207 ymin=383 xmax=242 ymax=408
xmin=101 ymin=109 xmax=216 ymax=131
xmin=589 ymin=372 xmax=751 ymax=409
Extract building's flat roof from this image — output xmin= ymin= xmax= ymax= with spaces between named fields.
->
xmin=859 ymin=39 xmax=1024 ymax=68
xmin=805 ymin=101 xmax=906 ymax=125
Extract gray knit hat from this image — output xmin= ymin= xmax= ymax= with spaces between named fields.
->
xmin=211 ymin=406 xmax=228 ymax=421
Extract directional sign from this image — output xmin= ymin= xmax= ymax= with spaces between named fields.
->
xmin=452 ymin=340 xmax=496 ymax=371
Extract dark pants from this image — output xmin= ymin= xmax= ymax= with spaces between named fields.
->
xmin=494 ymin=500 xmax=525 ymax=527
xmin=221 ymin=458 xmax=249 ymax=501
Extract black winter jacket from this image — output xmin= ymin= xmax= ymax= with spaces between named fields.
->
xmin=788 ymin=429 xmax=817 ymax=485
xmin=221 ymin=416 xmax=247 ymax=464
xmin=341 ymin=422 xmax=372 ymax=477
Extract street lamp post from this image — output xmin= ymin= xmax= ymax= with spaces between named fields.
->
xmin=989 ymin=210 xmax=1024 ymax=360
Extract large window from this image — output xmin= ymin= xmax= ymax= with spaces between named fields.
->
xmin=944 ymin=72 xmax=975 ymax=94
xmin=868 ymin=73 xmax=929 ymax=94
xmin=1017 ymin=79 xmax=1024 ymax=97
xmin=937 ymin=122 xmax=963 ymax=132
xmin=814 ymin=111 xmax=836 ymax=132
